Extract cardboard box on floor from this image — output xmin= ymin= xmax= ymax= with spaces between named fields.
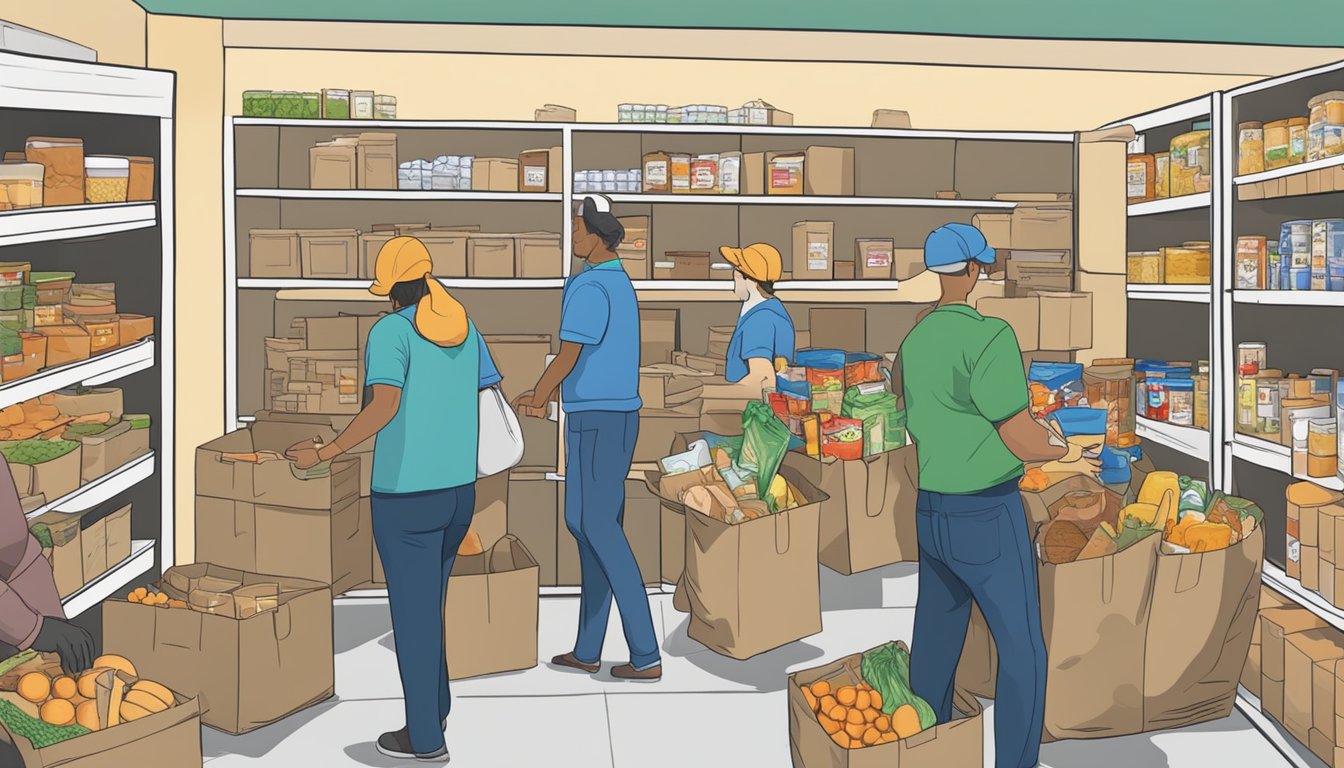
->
xmin=1284 ymin=627 xmax=1344 ymax=748
xmin=1244 ymin=588 xmax=1296 ymax=697
xmin=790 ymin=644 xmax=985 ymax=768
xmin=1261 ymin=607 xmax=1330 ymax=723
xmin=781 ymin=444 xmax=918 ymax=575
xmin=445 ymin=535 xmax=540 ymax=680
xmin=102 ymin=564 xmax=334 ymax=735
xmin=648 ymin=465 xmax=825 ymax=659
xmin=2 ymin=688 xmax=202 ymax=767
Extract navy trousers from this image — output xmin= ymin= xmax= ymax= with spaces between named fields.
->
xmin=564 ymin=410 xmax=661 ymax=670
xmin=372 ymin=483 xmax=476 ymax=755
xmin=910 ymin=478 xmax=1047 ymax=768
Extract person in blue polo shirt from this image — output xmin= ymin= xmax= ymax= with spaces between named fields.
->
xmin=287 ymin=236 xmax=500 ymax=762
xmin=700 ymin=243 xmax=794 ymax=400
xmin=517 ymin=193 xmax=662 ymax=682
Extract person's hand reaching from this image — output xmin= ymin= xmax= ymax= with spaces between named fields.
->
xmin=31 ymin=617 xmax=94 ymax=676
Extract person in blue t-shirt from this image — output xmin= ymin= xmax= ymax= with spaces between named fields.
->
xmin=286 ymin=236 xmax=499 ymax=763
xmin=517 ymin=193 xmax=662 ymax=682
xmin=700 ymin=242 xmax=795 ymax=400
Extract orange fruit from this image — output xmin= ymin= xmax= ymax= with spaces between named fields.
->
xmin=51 ymin=675 xmax=77 ymax=700
xmin=77 ymin=670 xmax=106 ymax=699
xmin=846 ymin=708 xmax=864 ymax=726
xmin=811 ymin=680 xmax=831 ymax=698
xmin=828 ymin=704 xmax=846 ymax=722
xmin=875 ymin=715 xmax=891 ymax=733
xmin=817 ymin=715 xmax=841 ymax=735
xmin=862 ymin=728 xmax=881 ymax=746
xmin=855 ymin=690 xmax=871 ymax=711
xmin=845 ymin=722 xmax=865 ymax=739
xmin=893 ymin=704 xmax=922 ymax=738
xmin=820 ymin=695 xmax=837 ymax=714
xmin=870 ymin=690 xmax=883 ymax=710
xmin=39 ymin=699 xmax=75 ymax=727
xmin=803 ymin=688 xmax=818 ymax=712
xmin=75 ymin=700 xmax=100 ymax=731
xmin=830 ymin=732 xmax=848 ymax=748
xmin=836 ymin=686 xmax=858 ymax=707
xmin=863 ymin=708 xmax=879 ymax=723
xmin=17 ymin=672 xmax=50 ymax=704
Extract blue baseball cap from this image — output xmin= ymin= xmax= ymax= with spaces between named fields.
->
xmin=924 ymin=223 xmax=996 ymax=273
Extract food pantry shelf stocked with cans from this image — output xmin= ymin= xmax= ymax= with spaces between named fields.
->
xmin=1233 ymin=341 xmax=1341 ymax=486
xmin=0 ymin=136 xmax=155 ymax=210
xmin=1235 ymin=215 xmax=1344 ymax=294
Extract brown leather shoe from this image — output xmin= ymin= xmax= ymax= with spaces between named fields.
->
xmin=611 ymin=663 xmax=662 ymax=681
xmin=551 ymin=653 xmax=600 ymax=674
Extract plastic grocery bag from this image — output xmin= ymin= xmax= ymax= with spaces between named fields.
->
xmin=739 ymin=401 xmax=791 ymax=509
xmin=841 ymin=386 xmax=906 ymax=455
xmin=478 ymin=385 xmax=524 ymax=477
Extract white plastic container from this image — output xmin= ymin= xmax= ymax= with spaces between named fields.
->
xmin=84 ymin=155 xmax=130 ymax=203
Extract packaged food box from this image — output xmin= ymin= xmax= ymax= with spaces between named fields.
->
xmin=766 ymin=151 xmax=805 ymax=195
xmin=471 ymin=158 xmax=520 ymax=192
xmin=466 ymin=235 xmax=516 ymax=278
xmin=1 ymin=333 xmax=45 ymax=382
xmin=29 ymin=272 xmax=73 ymax=305
xmin=84 ymin=156 xmax=129 ymax=204
xmin=82 ymin=317 xmax=120 ymax=355
xmin=248 ymin=230 xmax=301 ymax=278
xmin=407 ymin=229 xmax=469 ymax=277
xmin=308 ymin=139 xmax=356 ymax=189
xmin=804 ymin=146 xmax=855 ymax=196
xmin=518 ymin=149 xmax=553 ymax=193
xmin=515 ymin=233 xmax=563 ymax=278
xmin=79 ymin=421 xmax=150 ymax=483
xmin=792 ymin=221 xmax=835 ymax=279
xmin=126 ymin=156 xmax=155 ymax=201
xmin=2 ymin=439 xmax=81 ymax=501
xmin=854 ymin=238 xmax=894 ymax=280
xmin=355 ymin=132 xmax=397 ymax=190
xmin=298 ymin=229 xmax=359 ymax=279
xmin=37 ymin=326 xmax=90 ymax=366
xmin=118 ymin=314 xmax=154 ymax=345
xmin=24 ymin=136 xmax=84 ymax=207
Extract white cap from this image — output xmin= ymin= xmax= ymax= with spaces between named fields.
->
xmin=578 ymin=194 xmax=613 ymax=216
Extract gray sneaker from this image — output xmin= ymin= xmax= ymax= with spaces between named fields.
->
xmin=376 ymin=725 xmax=450 ymax=763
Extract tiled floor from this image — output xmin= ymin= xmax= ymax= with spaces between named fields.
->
xmin=203 ymin=564 xmax=1310 ymax=767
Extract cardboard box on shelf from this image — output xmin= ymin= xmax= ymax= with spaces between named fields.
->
xmin=639 ymin=366 xmax=705 ymax=411
xmin=103 ymin=564 xmax=334 ymax=735
xmin=406 ymin=229 xmax=469 ymax=278
xmin=617 ymin=216 xmax=650 ymax=280
xmin=1261 ymin=607 xmax=1330 ymax=722
xmin=659 ymin=251 xmax=711 ymax=280
xmin=37 ymin=325 xmax=90 ymax=366
xmin=808 ymin=307 xmax=866 ymax=352
xmin=482 ymin=334 xmax=551 ymax=403
xmin=78 ymin=422 xmax=150 ymax=484
xmin=854 ymin=238 xmax=894 ymax=280
xmin=766 ymin=151 xmax=805 ymax=196
xmin=445 ymin=535 xmax=540 ymax=679
xmin=466 ymin=235 xmax=516 ymax=278
xmin=357 ymin=231 xmax=395 ymax=279
xmin=791 ymin=221 xmax=835 ymax=279
xmin=26 ymin=447 xmax=81 ymax=502
xmin=105 ymin=503 xmax=131 ymax=568
xmin=832 ymin=261 xmax=855 ymax=280
xmin=355 ymin=133 xmax=397 ymax=190
xmin=742 ymin=152 xmax=765 ymax=195
xmin=973 ymin=212 xmax=1013 ymax=249
xmin=249 ymin=230 xmax=301 ymax=278
xmin=534 ymin=104 xmax=576 ymax=122
xmin=471 ymin=157 xmax=520 ymax=192
xmin=803 ymin=146 xmax=854 ymax=196
xmin=299 ymin=229 xmax=359 ymax=280
xmin=790 ymin=645 xmax=984 ymax=768
xmin=976 ymin=295 xmax=1040 ymax=352
xmin=640 ymin=309 xmax=679 ymax=365
xmin=893 ymin=248 xmax=926 ymax=281
xmin=1012 ymin=205 xmax=1074 ymax=250
xmin=515 ymin=233 xmax=563 ymax=278
xmin=309 ymin=141 xmax=356 ymax=189
xmin=871 ymin=109 xmax=913 ymax=128
xmin=1037 ymin=291 xmax=1093 ymax=351
xmin=518 ymin=148 xmax=553 ymax=194
xmin=118 ymin=314 xmax=154 ymax=346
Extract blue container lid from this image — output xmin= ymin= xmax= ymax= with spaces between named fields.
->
xmin=1028 ymin=361 xmax=1084 ymax=389
xmin=1165 ymin=379 xmax=1195 ymax=391
xmin=844 ymin=352 xmax=882 ymax=364
xmin=1049 ymin=406 xmax=1108 ymax=437
xmin=794 ymin=348 xmax=846 ymax=370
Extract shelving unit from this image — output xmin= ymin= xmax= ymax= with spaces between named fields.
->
xmin=1126 ymin=284 xmax=1211 ymax=303
xmin=0 ymin=50 xmax=175 ymax=626
xmin=1136 ymin=416 xmax=1212 ymax=462
xmin=1127 ymin=192 xmax=1211 ymax=217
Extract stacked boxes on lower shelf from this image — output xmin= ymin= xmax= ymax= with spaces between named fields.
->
xmin=1258 ymin=602 xmax=1344 ymax=765
xmin=29 ymin=504 xmax=130 ymax=599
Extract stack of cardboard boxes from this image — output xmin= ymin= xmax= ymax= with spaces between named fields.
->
xmin=1287 ymin=483 xmax=1344 ymax=605
xmin=1260 ymin=603 xmax=1344 ymax=765
xmin=30 ymin=503 xmax=130 ymax=599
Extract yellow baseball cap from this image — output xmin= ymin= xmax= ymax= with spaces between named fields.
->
xmin=370 ymin=236 xmax=468 ymax=346
xmin=719 ymin=243 xmax=783 ymax=283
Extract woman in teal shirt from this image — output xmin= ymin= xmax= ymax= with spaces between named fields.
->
xmin=701 ymin=242 xmax=795 ymax=400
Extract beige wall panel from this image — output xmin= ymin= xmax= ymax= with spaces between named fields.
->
xmin=1078 ymin=140 xmax=1129 ymax=275
xmin=1076 ymin=271 xmax=1128 ymax=366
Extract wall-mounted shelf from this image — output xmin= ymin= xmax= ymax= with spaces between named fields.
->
xmin=604 ymin=194 xmax=1017 ymax=209
xmin=236 ymin=189 xmax=561 ymax=202
xmin=1136 ymin=416 xmax=1211 ymax=461
xmin=1127 ymin=192 xmax=1210 ymax=217
xmin=0 ymin=339 xmax=156 ymax=412
xmin=26 ymin=453 xmax=156 ymax=520
xmin=1231 ymin=434 xmax=1344 ymax=492
xmin=0 ymin=203 xmax=158 ymax=248
xmin=1234 ymin=154 xmax=1344 ymax=186
xmin=1126 ymin=284 xmax=1211 ymax=303
xmin=1234 ymin=291 xmax=1344 ymax=307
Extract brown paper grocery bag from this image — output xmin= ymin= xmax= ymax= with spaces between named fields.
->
xmin=683 ymin=467 xmax=824 ymax=659
xmin=1039 ymin=534 xmax=1159 ymax=740
xmin=1141 ymin=526 xmax=1264 ymax=730
xmin=789 ymin=644 xmax=985 ymax=768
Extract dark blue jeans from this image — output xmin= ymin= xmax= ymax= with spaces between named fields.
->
xmin=910 ymin=479 xmax=1047 ymax=768
xmin=372 ymin=483 xmax=476 ymax=755
xmin=564 ymin=410 xmax=661 ymax=670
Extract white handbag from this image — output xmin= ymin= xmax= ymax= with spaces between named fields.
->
xmin=478 ymin=385 xmax=525 ymax=477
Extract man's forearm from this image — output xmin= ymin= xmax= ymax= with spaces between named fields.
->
xmin=998 ymin=409 xmax=1069 ymax=463
xmin=532 ymin=344 xmax=580 ymax=403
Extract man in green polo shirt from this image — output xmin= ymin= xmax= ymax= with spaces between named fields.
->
xmin=900 ymin=223 xmax=1096 ymax=768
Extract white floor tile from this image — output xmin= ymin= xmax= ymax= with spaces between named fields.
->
xmin=204 ymin=695 xmax=612 ymax=767
xmin=606 ymin=690 xmax=789 ymax=768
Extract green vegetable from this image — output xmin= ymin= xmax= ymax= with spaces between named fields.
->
xmin=1113 ymin=516 xmax=1161 ymax=552
xmin=860 ymin=642 xmax=937 ymax=730
xmin=0 ymin=650 xmax=38 ymax=679
xmin=28 ymin=523 xmax=52 ymax=550
xmin=125 ymin=414 xmax=151 ymax=430
xmin=0 ymin=439 xmax=80 ymax=466
xmin=63 ymin=423 xmax=109 ymax=438
xmin=0 ymin=699 xmax=90 ymax=749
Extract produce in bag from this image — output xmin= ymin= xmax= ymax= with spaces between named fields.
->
xmin=739 ymin=401 xmax=791 ymax=509
xmin=861 ymin=641 xmax=937 ymax=729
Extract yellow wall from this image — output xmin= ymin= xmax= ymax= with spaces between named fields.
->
xmin=145 ymin=15 xmax=224 ymax=565
xmin=1 ymin=0 xmax=146 ymax=66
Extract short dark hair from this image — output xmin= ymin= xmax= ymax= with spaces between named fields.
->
xmin=580 ymin=208 xmax=625 ymax=250
xmin=389 ymin=277 xmax=430 ymax=309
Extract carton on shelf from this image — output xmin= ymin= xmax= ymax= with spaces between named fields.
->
xmin=517 ymin=148 xmax=553 ymax=194
xmin=248 ymin=230 xmax=301 ymax=278
xmin=766 ymin=151 xmax=805 ymax=196
xmin=640 ymin=309 xmax=680 ymax=366
xmin=1283 ymin=628 xmax=1344 ymax=746
xmin=26 ymin=446 xmax=81 ymax=502
xmin=355 ymin=133 xmax=397 ymax=190
xmin=791 ymin=221 xmax=835 ymax=280
xmin=976 ymin=296 xmax=1040 ymax=352
xmin=808 ymin=307 xmax=866 ymax=352
xmin=408 ymin=229 xmax=471 ymax=278
xmin=893 ymin=248 xmax=926 ymax=281
xmin=299 ymin=229 xmax=359 ymax=280
xmin=972 ymin=212 xmax=1013 ymax=249
xmin=471 ymin=157 xmax=520 ymax=192
xmin=357 ymin=231 xmax=396 ymax=279
xmin=1260 ymin=607 xmax=1330 ymax=722
xmin=617 ymin=216 xmax=651 ymax=280
xmin=103 ymin=564 xmax=334 ymax=735
xmin=445 ymin=535 xmax=540 ymax=679
xmin=1243 ymin=589 xmax=1296 ymax=696
xmin=534 ymin=104 xmax=576 ymax=122
xmin=466 ymin=235 xmax=516 ymax=278
xmin=29 ymin=509 xmax=82 ymax=598
xmin=37 ymin=325 xmax=90 ymax=366
xmin=742 ymin=152 xmax=766 ymax=196
xmin=78 ymin=422 xmax=150 ymax=483
xmin=1011 ymin=204 xmax=1075 ymax=250
xmin=515 ymin=233 xmax=563 ymax=278
xmin=833 ymin=261 xmax=856 ymax=280
xmin=803 ymin=146 xmax=855 ymax=196
xmin=309 ymin=141 xmax=356 ymax=189
xmin=854 ymin=238 xmax=894 ymax=280
xmin=871 ymin=109 xmax=913 ymax=128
